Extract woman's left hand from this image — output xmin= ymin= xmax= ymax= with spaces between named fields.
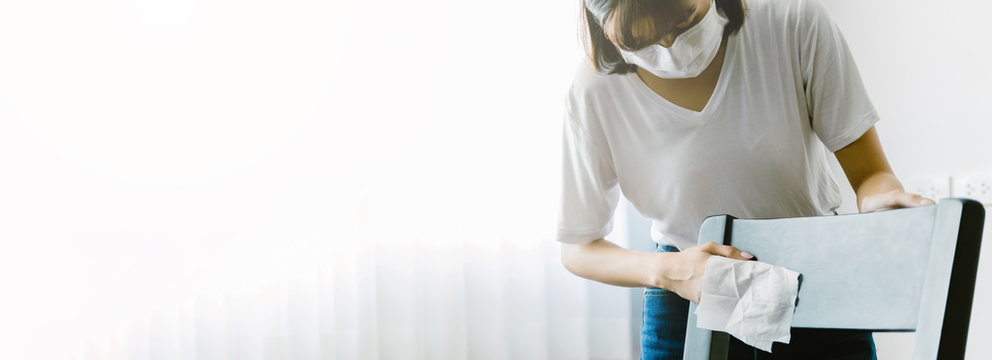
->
xmin=860 ymin=189 xmax=936 ymax=213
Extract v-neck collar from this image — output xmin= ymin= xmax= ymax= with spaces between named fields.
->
xmin=624 ymin=33 xmax=739 ymax=126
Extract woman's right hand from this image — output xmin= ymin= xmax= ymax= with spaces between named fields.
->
xmin=664 ymin=242 xmax=754 ymax=303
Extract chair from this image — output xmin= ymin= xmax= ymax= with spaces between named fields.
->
xmin=682 ymin=198 xmax=985 ymax=360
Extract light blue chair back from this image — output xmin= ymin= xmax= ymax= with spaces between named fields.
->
xmin=683 ymin=198 xmax=985 ymax=360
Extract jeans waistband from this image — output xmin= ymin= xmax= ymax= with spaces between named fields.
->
xmin=655 ymin=244 xmax=680 ymax=252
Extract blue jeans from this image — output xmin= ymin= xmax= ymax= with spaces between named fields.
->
xmin=641 ymin=243 xmax=878 ymax=360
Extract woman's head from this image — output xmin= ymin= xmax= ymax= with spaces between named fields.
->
xmin=580 ymin=0 xmax=747 ymax=74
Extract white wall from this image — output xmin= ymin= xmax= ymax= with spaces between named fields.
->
xmin=821 ymin=1 xmax=991 ymax=358
xmin=0 ymin=0 xmax=596 ymax=358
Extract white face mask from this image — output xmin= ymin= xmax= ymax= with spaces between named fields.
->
xmin=618 ymin=1 xmax=728 ymax=79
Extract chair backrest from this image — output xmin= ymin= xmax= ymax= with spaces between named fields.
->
xmin=682 ymin=198 xmax=985 ymax=360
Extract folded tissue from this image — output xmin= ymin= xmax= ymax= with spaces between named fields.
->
xmin=694 ymin=255 xmax=802 ymax=352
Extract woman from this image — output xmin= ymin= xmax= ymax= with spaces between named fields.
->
xmin=556 ymin=0 xmax=934 ymax=358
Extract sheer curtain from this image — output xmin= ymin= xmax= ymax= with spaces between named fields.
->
xmin=0 ymin=0 xmax=645 ymax=359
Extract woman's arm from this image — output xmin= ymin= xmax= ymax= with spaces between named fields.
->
xmin=560 ymin=239 xmax=753 ymax=303
xmin=833 ymin=126 xmax=935 ymax=212
xmin=561 ymin=239 xmax=671 ymax=288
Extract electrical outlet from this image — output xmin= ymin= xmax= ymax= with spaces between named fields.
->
xmin=903 ymin=176 xmax=950 ymax=202
xmin=951 ymin=175 xmax=992 ymax=205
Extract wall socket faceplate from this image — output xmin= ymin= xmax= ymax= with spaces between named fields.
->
xmin=903 ymin=176 xmax=951 ymax=202
xmin=951 ymin=175 xmax=992 ymax=205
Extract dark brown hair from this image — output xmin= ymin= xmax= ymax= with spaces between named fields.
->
xmin=580 ymin=0 xmax=748 ymax=74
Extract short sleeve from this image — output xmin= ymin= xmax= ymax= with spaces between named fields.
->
xmin=798 ymin=0 xmax=879 ymax=152
xmin=556 ymin=106 xmax=620 ymax=244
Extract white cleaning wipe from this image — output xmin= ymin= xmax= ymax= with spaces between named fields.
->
xmin=694 ymin=255 xmax=801 ymax=352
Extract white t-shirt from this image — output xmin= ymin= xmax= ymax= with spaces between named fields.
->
xmin=556 ymin=0 xmax=879 ymax=250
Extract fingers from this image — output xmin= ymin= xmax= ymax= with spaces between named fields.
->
xmin=863 ymin=190 xmax=936 ymax=212
xmin=890 ymin=191 xmax=935 ymax=208
xmin=701 ymin=241 xmax=754 ymax=260
xmin=900 ymin=194 xmax=935 ymax=207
